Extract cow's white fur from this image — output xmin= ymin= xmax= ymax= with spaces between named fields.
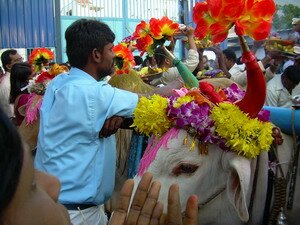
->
xmin=133 ymin=129 xmax=298 ymax=225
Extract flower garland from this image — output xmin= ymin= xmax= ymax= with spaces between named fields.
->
xmin=29 ymin=48 xmax=54 ymax=72
xmin=132 ymin=83 xmax=273 ymax=159
xmin=133 ymin=16 xmax=179 ymax=56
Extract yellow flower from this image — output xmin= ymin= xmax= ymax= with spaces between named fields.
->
xmin=211 ymin=103 xmax=273 ymax=158
xmin=173 ymin=95 xmax=195 ymax=108
xmin=132 ymin=95 xmax=171 ymax=136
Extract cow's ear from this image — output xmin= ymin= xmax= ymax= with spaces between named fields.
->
xmin=226 ymin=156 xmax=251 ymax=222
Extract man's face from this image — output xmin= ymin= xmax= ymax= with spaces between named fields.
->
xmin=294 ymin=23 xmax=300 ymax=32
xmin=7 ymin=53 xmax=23 ymax=71
xmin=96 ymin=43 xmax=115 ymax=80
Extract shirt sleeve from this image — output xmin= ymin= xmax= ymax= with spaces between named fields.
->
xmin=100 ymin=83 xmax=139 ymax=118
xmin=265 ymin=67 xmax=275 ymax=83
xmin=230 ymin=68 xmax=247 ymax=87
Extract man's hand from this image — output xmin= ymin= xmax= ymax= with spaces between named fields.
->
xmin=99 ymin=116 xmax=124 ymax=138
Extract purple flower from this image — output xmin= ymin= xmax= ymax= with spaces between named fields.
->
xmin=257 ymin=109 xmax=270 ymax=122
xmin=223 ymin=84 xmax=245 ymax=102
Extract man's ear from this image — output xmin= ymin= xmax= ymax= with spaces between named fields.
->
xmin=91 ymin=48 xmax=102 ymax=63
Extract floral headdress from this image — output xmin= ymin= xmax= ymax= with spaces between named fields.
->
xmin=29 ymin=47 xmax=54 ymax=72
xmin=193 ymin=0 xmax=276 ymax=44
xmin=132 ymin=82 xmax=273 ymax=160
xmin=113 ymin=42 xmax=136 ymax=74
xmin=133 ymin=16 xmax=179 ymax=56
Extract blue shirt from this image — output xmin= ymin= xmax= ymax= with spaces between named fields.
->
xmin=34 ymin=68 xmax=138 ymax=205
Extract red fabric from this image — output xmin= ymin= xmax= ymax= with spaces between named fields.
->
xmin=14 ymin=94 xmax=31 ymax=126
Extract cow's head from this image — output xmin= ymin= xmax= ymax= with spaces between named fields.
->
xmin=134 ymin=128 xmax=252 ymax=224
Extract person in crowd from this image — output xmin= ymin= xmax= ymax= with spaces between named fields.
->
xmin=0 ymin=49 xmax=23 ymax=118
xmin=0 ymin=106 xmax=199 ymax=225
xmin=150 ymin=26 xmax=199 ymax=86
xmin=142 ymin=55 xmax=157 ymax=68
xmin=0 ymin=106 xmax=71 ymax=225
xmin=34 ymin=18 xmax=183 ymax=225
xmin=288 ymin=17 xmax=300 ymax=45
xmin=9 ymin=62 xmax=33 ymax=126
xmin=193 ymin=53 xmax=212 ymax=77
xmin=211 ymin=46 xmax=283 ymax=87
xmin=265 ymin=65 xmax=300 ymax=108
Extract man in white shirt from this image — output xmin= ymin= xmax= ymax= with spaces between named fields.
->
xmin=0 ymin=49 xmax=23 ymax=118
xmin=265 ymin=65 xmax=300 ymax=108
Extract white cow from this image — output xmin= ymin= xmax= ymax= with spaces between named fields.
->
xmin=133 ymin=128 xmax=298 ymax=225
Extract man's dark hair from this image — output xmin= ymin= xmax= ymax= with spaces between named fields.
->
xmin=222 ymin=48 xmax=237 ymax=63
xmin=10 ymin=62 xmax=32 ymax=103
xmin=154 ymin=47 xmax=167 ymax=68
xmin=134 ymin=56 xmax=143 ymax=66
xmin=283 ymin=65 xmax=300 ymax=84
xmin=65 ymin=19 xmax=115 ymax=69
xmin=1 ymin=49 xmax=17 ymax=72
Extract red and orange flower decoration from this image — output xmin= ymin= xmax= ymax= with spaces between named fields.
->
xmin=133 ymin=16 xmax=179 ymax=56
xmin=29 ymin=48 xmax=54 ymax=72
xmin=113 ymin=42 xmax=135 ymax=74
xmin=193 ymin=0 xmax=276 ymax=44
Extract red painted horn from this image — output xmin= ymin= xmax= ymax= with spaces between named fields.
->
xmin=234 ymin=36 xmax=266 ymax=118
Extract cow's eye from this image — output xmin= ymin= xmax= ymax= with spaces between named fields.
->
xmin=172 ymin=163 xmax=199 ymax=176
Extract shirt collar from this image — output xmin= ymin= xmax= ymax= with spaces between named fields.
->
xmin=69 ymin=67 xmax=98 ymax=82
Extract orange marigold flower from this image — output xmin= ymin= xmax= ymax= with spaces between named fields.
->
xmin=150 ymin=16 xmax=179 ymax=40
xmin=193 ymin=0 xmax=276 ymax=43
xmin=133 ymin=20 xmax=151 ymax=39
xmin=135 ymin=35 xmax=154 ymax=56
xmin=113 ymin=43 xmax=135 ymax=74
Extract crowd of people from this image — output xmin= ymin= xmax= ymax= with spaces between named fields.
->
xmin=0 ymin=16 xmax=300 ymax=225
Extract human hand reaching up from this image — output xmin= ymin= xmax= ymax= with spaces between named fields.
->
xmin=108 ymin=172 xmax=198 ymax=225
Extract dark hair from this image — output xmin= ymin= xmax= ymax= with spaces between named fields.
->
xmin=134 ymin=56 xmax=143 ymax=66
xmin=283 ymin=65 xmax=300 ymax=84
xmin=0 ymin=106 xmax=23 ymax=219
xmin=223 ymin=48 xmax=237 ymax=63
xmin=154 ymin=47 xmax=167 ymax=68
xmin=1 ymin=49 xmax=17 ymax=71
xmin=65 ymin=19 xmax=115 ymax=69
xmin=10 ymin=62 xmax=32 ymax=103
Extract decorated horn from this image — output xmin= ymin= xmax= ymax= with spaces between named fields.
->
xmin=234 ymin=36 xmax=267 ymax=118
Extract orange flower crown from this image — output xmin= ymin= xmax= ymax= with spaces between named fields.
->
xmin=193 ymin=0 xmax=276 ymax=44
xmin=29 ymin=48 xmax=54 ymax=72
xmin=133 ymin=16 xmax=179 ymax=56
xmin=113 ymin=42 xmax=136 ymax=74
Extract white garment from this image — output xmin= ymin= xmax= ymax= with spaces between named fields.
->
xmin=265 ymin=75 xmax=300 ymax=108
xmin=0 ymin=72 xmax=14 ymax=117
xmin=229 ymin=61 xmax=267 ymax=87
xmin=150 ymin=49 xmax=199 ymax=86
xmin=68 ymin=205 xmax=107 ymax=225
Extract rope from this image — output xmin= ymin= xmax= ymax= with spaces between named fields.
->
xmin=268 ymin=177 xmax=288 ymax=225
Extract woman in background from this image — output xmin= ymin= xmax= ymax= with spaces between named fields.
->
xmin=9 ymin=62 xmax=33 ymax=126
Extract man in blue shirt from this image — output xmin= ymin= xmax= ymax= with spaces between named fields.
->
xmin=34 ymin=19 xmax=140 ymax=225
